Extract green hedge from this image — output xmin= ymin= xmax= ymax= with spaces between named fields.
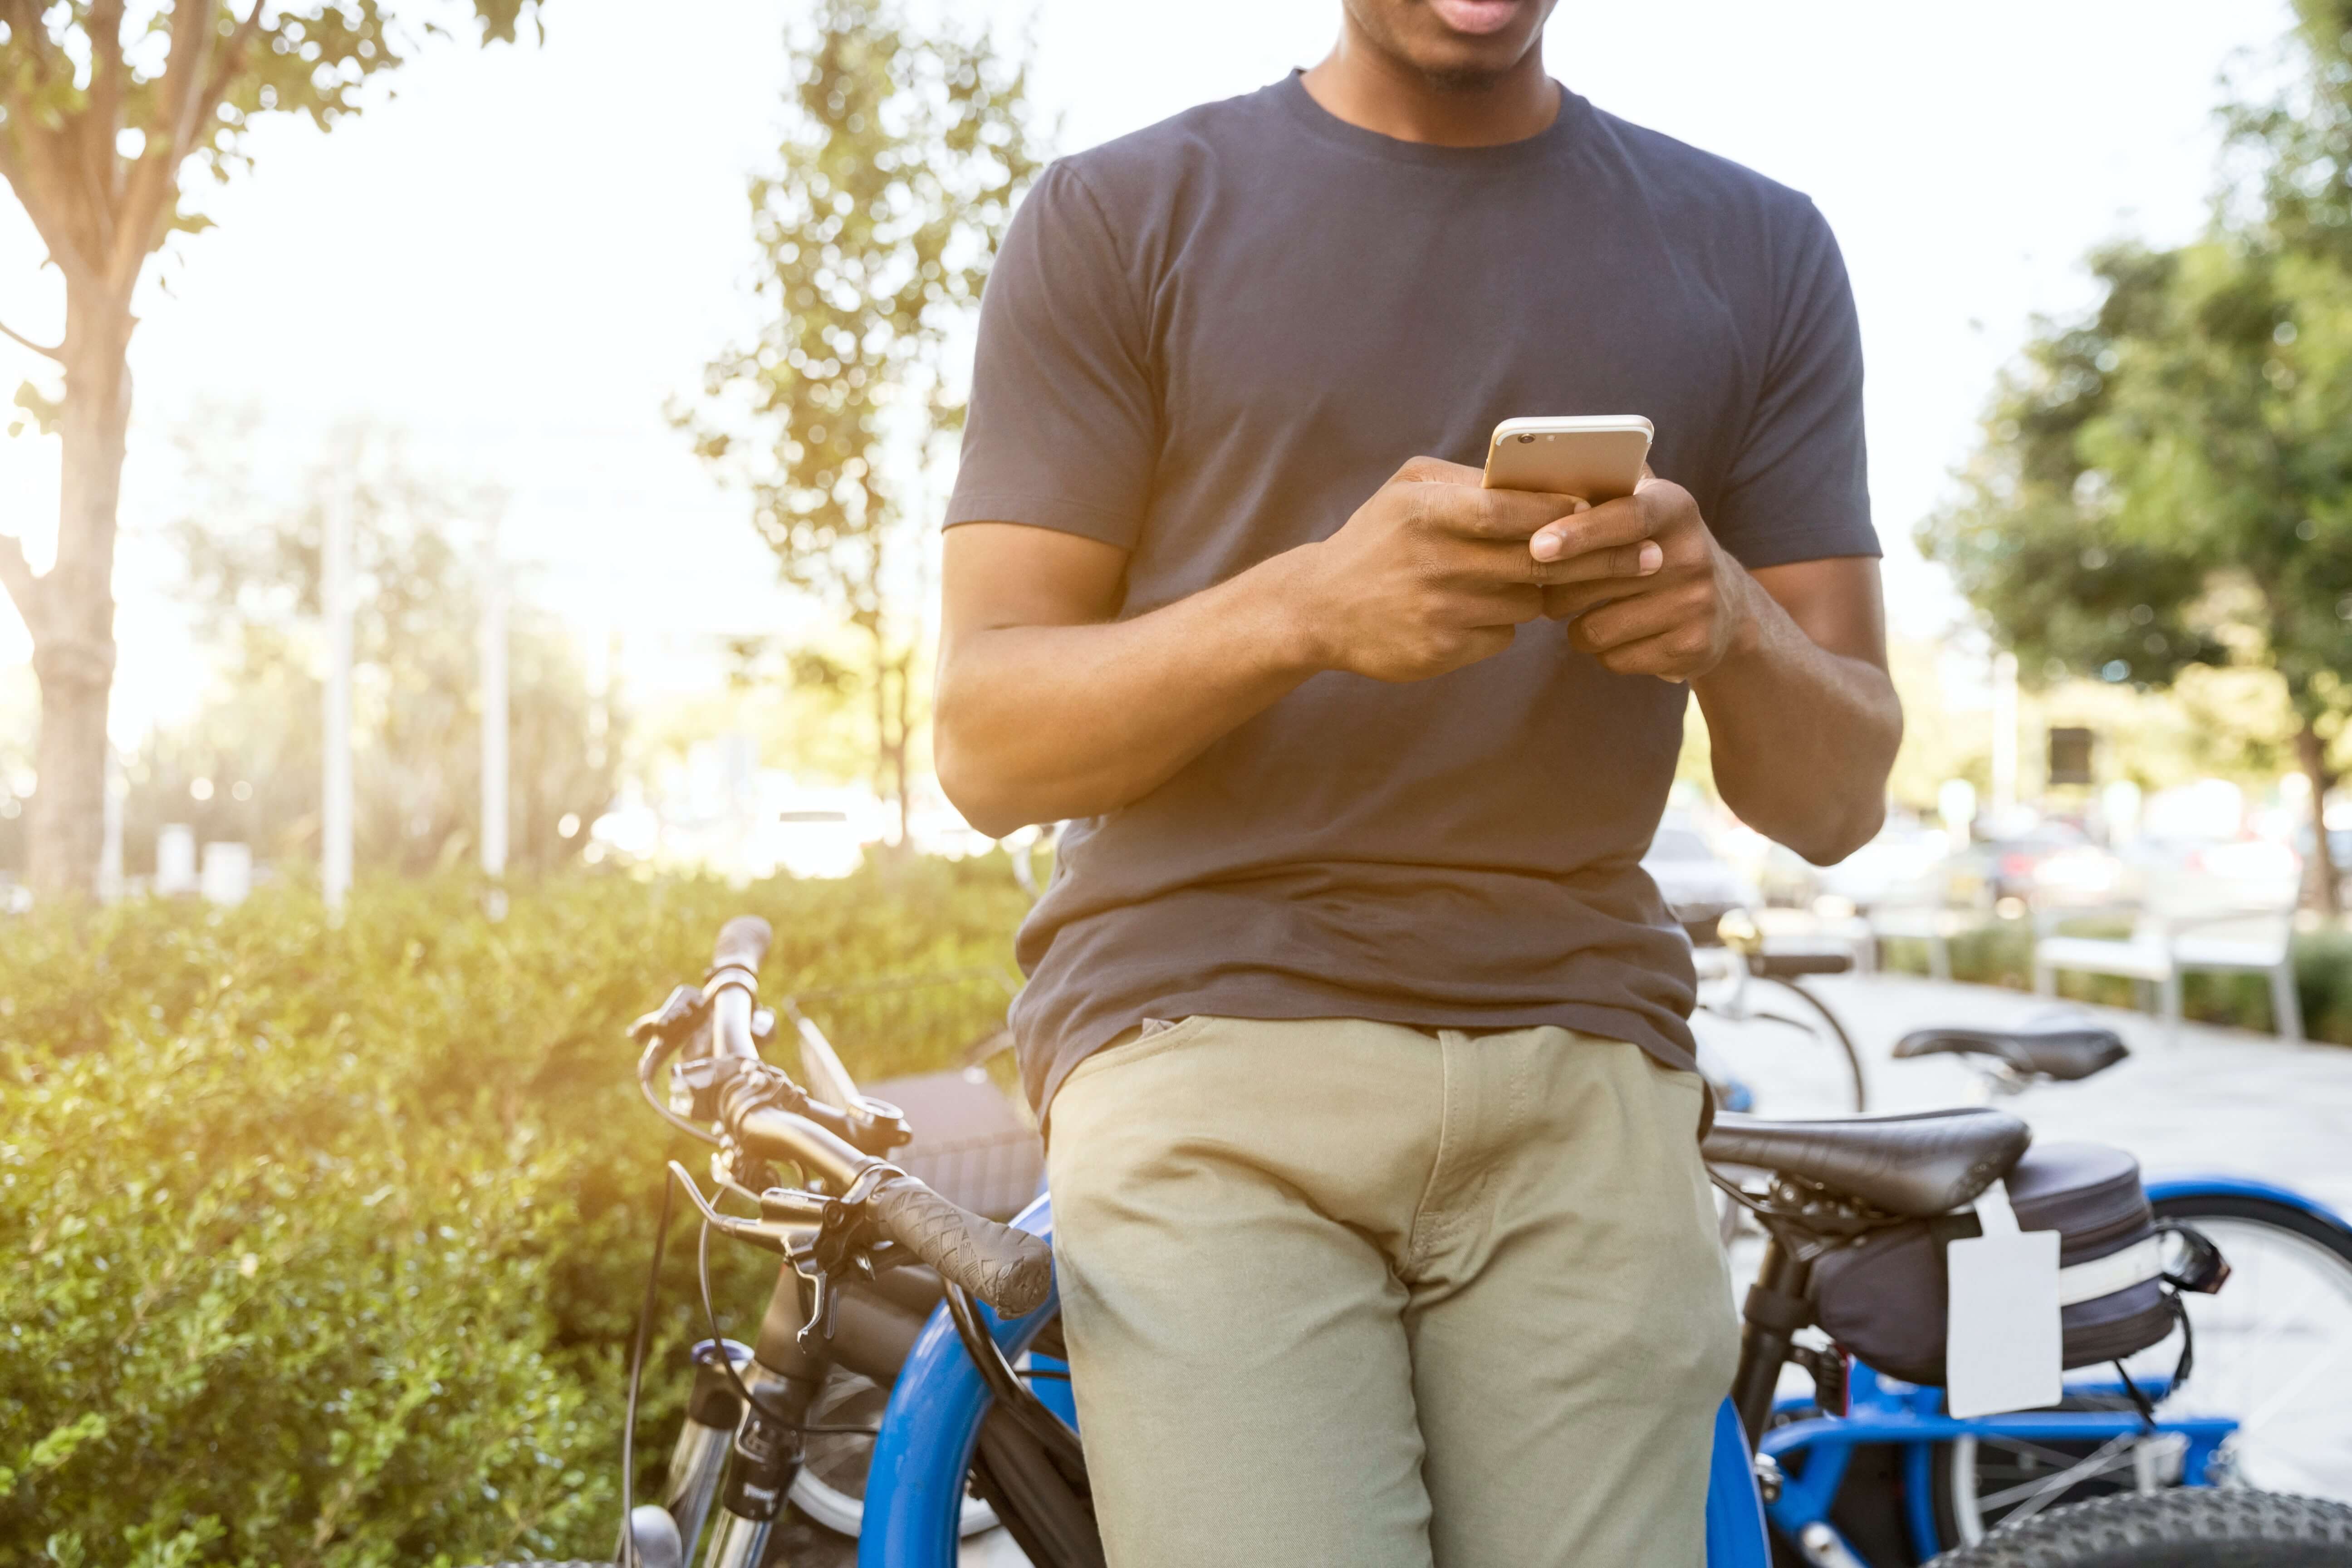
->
xmin=1875 ymin=918 xmax=2352 ymax=1046
xmin=0 ymin=862 xmax=1028 ymax=1568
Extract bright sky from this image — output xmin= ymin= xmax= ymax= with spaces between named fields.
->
xmin=0 ymin=0 xmax=2299 ymax=750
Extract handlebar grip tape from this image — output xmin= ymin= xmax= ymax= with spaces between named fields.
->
xmin=711 ymin=916 xmax=774 ymax=975
xmin=865 ymin=1174 xmax=1054 ymax=1318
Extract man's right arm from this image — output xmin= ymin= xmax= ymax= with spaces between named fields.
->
xmin=933 ymin=458 xmax=1661 ymax=838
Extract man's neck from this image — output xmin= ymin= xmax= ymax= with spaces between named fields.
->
xmin=1300 ymin=25 xmax=1559 ymax=147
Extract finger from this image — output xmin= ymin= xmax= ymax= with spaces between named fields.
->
xmin=1460 ymin=623 xmax=1517 ymax=663
xmin=1529 ymin=538 xmax=1663 ymax=586
xmin=1449 ymin=578 xmax=1547 ymax=624
xmin=1450 ymin=538 xmax=1644 ymax=594
xmin=1568 ymin=591 xmax=1683 ymax=652
xmin=1543 ymin=579 xmax=1638 ymax=619
xmin=1541 ymin=554 xmax=1682 ymax=612
xmin=1527 ymin=494 xmax=1656 ymax=562
xmin=1593 ymin=625 xmax=1707 ymax=682
xmin=1438 ymin=484 xmax=1591 ymax=542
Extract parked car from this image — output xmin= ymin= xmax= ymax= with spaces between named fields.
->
xmin=1812 ymin=820 xmax=1952 ymax=911
xmin=1949 ymin=821 xmax=2121 ymax=905
xmin=1642 ymin=813 xmax=1759 ymax=939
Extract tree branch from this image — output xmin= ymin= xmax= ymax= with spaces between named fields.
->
xmin=0 ymin=318 xmax=63 ymax=359
xmin=81 ymin=0 xmax=130 ymax=251
xmin=0 ymin=3 xmax=103 ymax=284
xmin=189 ymin=0 xmax=269 ymax=162
xmin=110 ymin=0 xmax=265 ymax=288
xmin=0 ymin=533 xmax=44 ymax=637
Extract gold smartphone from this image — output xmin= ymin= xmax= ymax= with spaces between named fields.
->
xmin=1481 ymin=415 xmax=1653 ymax=501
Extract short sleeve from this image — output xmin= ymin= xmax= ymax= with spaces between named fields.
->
xmin=1710 ymin=200 xmax=1877 ymax=569
xmin=944 ymin=162 xmax=1158 ymax=549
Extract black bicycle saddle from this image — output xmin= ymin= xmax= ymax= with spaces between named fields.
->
xmin=1890 ymin=1024 xmax=2129 ymax=1083
xmin=1702 ymin=1107 xmax=2033 ymax=1218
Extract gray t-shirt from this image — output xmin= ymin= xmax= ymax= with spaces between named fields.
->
xmin=946 ymin=74 xmax=1877 ymax=1114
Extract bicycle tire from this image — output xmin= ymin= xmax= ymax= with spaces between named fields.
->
xmin=2147 ymin=1192 xmax=2352 ymax=1272
xmin=1932 ymin=1192 xmax=2352 ymax=1546
xmin=1758 ymin=975 xmax=1867 ymax=1113
xmin=1921 ymin=1489 xmax=2352 ymax=1566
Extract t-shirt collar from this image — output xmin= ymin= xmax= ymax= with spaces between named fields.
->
xmin=1273 ymin=68 xmax=1588 ymax=169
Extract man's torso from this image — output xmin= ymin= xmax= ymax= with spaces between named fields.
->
xmin=945 ymin=75 xmax=1876 ymax=1110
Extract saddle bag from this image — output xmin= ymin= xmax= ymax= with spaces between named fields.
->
xmin=1809 ymin=1141 xmax=2176 ymax=1388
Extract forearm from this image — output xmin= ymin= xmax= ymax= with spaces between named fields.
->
xmin=936 ymin=549 xmax=1323 ymax=837
xmin=1692 ymin=571 xmax=1902 ymax=864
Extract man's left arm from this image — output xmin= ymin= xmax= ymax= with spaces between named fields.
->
xmin=1531 ymin=480 xmax=1902 ymax=864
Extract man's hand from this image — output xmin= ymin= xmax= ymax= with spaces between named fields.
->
xmin=1299 ymin=456 xmax=1666 ymax=683
xmin=1527 ymin=474 xmax=1755 ymax=683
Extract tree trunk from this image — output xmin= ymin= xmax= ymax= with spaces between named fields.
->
xmin=2295 ymin=718 xmax=2342 ymax=918
xmin=25 ymin=286 xmax=135 ymax=902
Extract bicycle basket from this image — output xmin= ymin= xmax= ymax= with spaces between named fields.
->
xmin=1809 ymin=1141 xmax=2176 ymax=1387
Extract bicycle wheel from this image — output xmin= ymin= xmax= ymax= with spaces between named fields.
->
xmin=1693 ymin=974 xmax=1867 ymax=1122
xmin=1933 ymin=1192 xmax=2352 ymax=1546
xmin=2140 ymin=1195 xmax=2352 ymax=1498
xmin=788 ymin=1367 xmax=1001 ymax=1539
xmin=1921 ymin=1489 xmax=2352 ymax=1566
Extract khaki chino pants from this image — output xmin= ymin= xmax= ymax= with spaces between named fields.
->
xmin=1044 ymin=1016 xmax=1738 ymax=1568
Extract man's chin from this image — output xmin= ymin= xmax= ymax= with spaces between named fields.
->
xmin=1403 ymin=0 xmax=1544 ymax=88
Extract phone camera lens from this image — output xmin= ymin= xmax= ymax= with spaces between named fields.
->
xmin=1517 ymin=433 xmax=1535 ymax=444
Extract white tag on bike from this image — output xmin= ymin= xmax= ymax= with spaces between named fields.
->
xmin=1944 ymin=1179 xmax=2062 ymax=1419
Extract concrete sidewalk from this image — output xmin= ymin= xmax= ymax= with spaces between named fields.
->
xmin=1804 ymin=972 xmax=2352 ymax=1215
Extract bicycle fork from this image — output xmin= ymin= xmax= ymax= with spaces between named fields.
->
xmin=637 ymin=1271 xmax=831 ymax=1568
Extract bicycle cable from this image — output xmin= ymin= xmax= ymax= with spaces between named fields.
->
xmin=617 ymin=1165 xmax=678 ymax=1568
xmin=690 ymin=1196 xmax=881 ymax=1438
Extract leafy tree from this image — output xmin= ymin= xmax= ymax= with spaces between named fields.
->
xmin=1922 ymin=238 xmax=2352 ymax=911
xmin=0 ymin=0 xmax=546 ymax=902
xmin=680 ymin=0 xmax=1042 ymax=842
xmin=145 ymin=421 xmax=616 ymax=878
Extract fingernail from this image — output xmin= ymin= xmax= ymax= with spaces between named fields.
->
xmin=1572 ymin=499 xmax=1592 ymax=513
xmin=1637 ymin=542 xmax=1663 ymax=574
xmin=1531 ymin=531 xmax=1564 ymax=562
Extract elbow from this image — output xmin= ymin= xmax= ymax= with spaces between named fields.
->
xmin=1790 ymin=794 xmax=1887 ymax=867
xmin=1794 ymin=735 xmax=1903 ymax=866
xmin=946 ymin=789 xmax=1029 ymax=845
xmin=933 ymin=709 xmax=1030 ymax=842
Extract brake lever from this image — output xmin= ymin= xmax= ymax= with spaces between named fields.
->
xmin=787 ymin=1164 xmax=904 ymax=1349
xmin=629 ymin=983 xmax=708 ymax=1047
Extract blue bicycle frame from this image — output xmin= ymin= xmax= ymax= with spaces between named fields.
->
xmin=859 ymin=1196 xmax=1775 ymax=1568
xmin=859 ymin=1176 xmax=2350 ymax=1568
xmin=1752 ymin=1175 xmax=2352 ymax=1564
xmin=1758 ymin=1362 xmax=2234 ymax=1565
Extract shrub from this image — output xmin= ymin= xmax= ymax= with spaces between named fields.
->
xmin=0 ymin=858 xmax=1028 ymax=1567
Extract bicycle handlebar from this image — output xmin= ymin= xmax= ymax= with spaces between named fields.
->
xmin=728 ymin=1105 xmax=1053 ymax=1316
xmin=707 ymin=917 xmax=773 ymax=1063
xmin=668 ymin=913 xmax=1054 ymax=1318
xmin=711 ymin=916 xmax=774 ymax=975
xmin=864 ymin=1172 xmax=1054 ymax=1318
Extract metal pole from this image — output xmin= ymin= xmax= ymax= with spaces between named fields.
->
xmin=1991 ymin=649 xmax=2019 ymax=822
xmin=480 ymin=521 xmax=509 ymax=881
xmin=322 ymin=485 xmax=355 ymax=911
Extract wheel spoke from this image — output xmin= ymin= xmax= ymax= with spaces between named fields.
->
xmin=1976 ymin=1436 xmax=2137 ymax=1517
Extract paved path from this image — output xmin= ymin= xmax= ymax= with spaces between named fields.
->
xmin=1804 ymin=973 xmax=2352 ymax=1214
